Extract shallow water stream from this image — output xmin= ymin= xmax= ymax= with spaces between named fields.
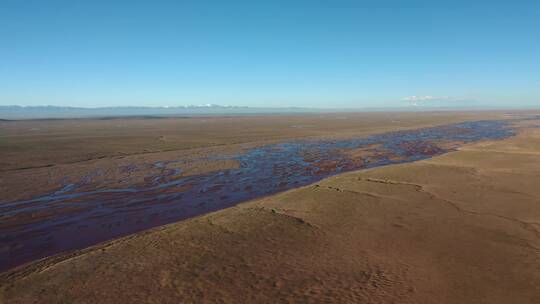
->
xmin=0 ymin=120 xmax=516 ymax=271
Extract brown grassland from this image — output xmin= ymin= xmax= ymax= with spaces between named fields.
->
xmin=1 ymin=111 xmax=540 ymax=303
xmin=0 ymin=112 xmax=517 ymax=202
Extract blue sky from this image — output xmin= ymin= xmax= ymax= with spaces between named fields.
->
xmin=1 ymin=0 xmax=539 ymax=108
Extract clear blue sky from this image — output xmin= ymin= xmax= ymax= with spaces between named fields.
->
xmin=1 ymin=0 xmax=539 ymax=108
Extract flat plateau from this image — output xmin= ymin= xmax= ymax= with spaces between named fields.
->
xmin=1 ymin=114 xmax=540 ymax=303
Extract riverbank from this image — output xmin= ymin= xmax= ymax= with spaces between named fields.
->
xmin=2 ymin=118 xmax=539 ymax=303
xmin=0 ymin=116 xmax=518 ymax=271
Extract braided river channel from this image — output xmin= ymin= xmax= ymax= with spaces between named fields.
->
xmin=0 ymin=119 xmax=518 ymax=271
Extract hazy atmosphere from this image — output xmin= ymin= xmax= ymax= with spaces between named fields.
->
xmin=1 ymin=0 xmax=539 ymax=109
xmin=2 ymin=2 xmax=540 ymax=303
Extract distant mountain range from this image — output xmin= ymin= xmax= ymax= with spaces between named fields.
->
xmin=0 ymin=104 xmax=536 ymax=119
xmin=0 ymin=105 xmax=323 ymax=119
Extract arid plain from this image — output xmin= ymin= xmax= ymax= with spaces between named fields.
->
xmin=1 ymin=111 xmax=540 ymax=303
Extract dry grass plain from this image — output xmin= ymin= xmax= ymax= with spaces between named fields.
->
xmin=0 ymin=111 xmax=517 ymax=202
xmin=0 ymin=111 xmax=514 ymax=171
xmin=1 ymin=112 xmax=540 ymax=303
